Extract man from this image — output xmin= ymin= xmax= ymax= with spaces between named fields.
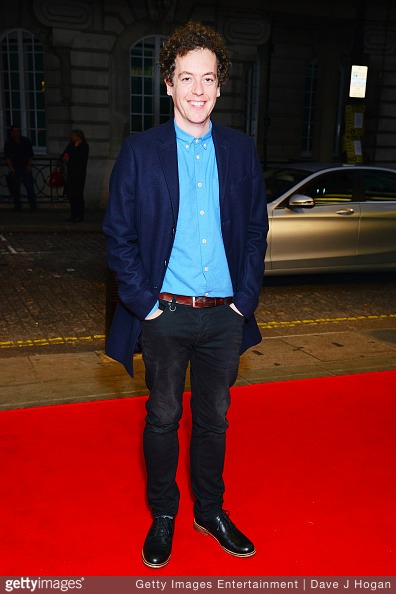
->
xmin=4 ymin=125 xmax=37 ymax=210
xmin=61 ymin=128 xmax=89 ymax=222
xmin=103 ymin=20 xmax=268 ymax=568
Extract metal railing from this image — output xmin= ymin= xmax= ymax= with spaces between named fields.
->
xmin=0 ymin=156 xmax=68 ymax=203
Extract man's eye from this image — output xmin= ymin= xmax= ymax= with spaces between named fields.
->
xmin=182 ymin=77 xmax=192 ymax=83
xmin=204 ymin=78 xmax=215 ymax=85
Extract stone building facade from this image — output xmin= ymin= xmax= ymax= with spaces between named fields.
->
xmin=1 ymin=0 xmax=395 ymax=206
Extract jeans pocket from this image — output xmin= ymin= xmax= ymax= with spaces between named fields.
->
xmin=226 ymin=304 xmax=245 ymax=323
xmin=143 ymin=308 xmax=166 ymax=324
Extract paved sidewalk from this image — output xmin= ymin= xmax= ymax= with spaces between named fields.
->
xmin=1 ymin=324 xmax=396 ymax=411
xmin=1 ymin=202 xmax=396 ymax=411
xmin=0 ymin=202 xmax=104 ymax=234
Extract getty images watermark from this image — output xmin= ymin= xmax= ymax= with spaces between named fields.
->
xmin=1 ymin=577 xmax=394 ymax=593
xmin=3 ymin=578 xmax=83 ymax=592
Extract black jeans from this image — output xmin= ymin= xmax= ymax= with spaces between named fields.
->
xmin=7 ymin=170 xmax=36 ymax=209
xmin=140 ymin=300 xmax=245 ymax=520
xmin=69 ymin=191 xmax=85 ymax=220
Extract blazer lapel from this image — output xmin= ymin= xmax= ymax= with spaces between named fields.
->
xmin=156 ymin=121 xmax=230 ymax=221
xmin=157 ymin=121 xmax=179 ymax=222
xmin=212 ymin=123 xmax=230 ymax=207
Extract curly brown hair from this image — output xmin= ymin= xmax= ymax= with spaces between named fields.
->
xmin=159 ymin=21 xmax=231 ymax=87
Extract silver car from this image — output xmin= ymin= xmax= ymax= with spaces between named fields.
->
xmin=263 ymin=163 xmax=396 ymax=275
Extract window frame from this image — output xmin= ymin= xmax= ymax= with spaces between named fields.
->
xmin=244 ymin=56 xmax=260 ymax=143
xmin=0 ymin=28 xmax=46 ymax=153
xmin=130 ymin=35 xmax=172 ymax=134
xmin=301 ymin=58 xmax=318 ymax=157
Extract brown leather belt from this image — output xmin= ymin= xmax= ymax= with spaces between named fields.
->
xmin=159 ymin=292 xmax=233 ymax=308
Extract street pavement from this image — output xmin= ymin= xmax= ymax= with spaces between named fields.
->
xmin=1 ymin=202 xmax=396 ymax=411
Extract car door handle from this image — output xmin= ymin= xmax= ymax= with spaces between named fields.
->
xmin=336 ymin=208 xmax=355 ymax=215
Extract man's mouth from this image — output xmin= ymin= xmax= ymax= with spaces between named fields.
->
xmin=190 ymin=101 xmax=205 ymax=107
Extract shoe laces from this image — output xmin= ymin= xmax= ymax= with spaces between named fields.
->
xmin=219 ymin=510 xmax=236 ymax=529
xmin=150 ymin=516 xmax=173 ymax=540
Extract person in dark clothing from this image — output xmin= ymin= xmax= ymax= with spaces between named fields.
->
xmin=103 ymin=21 xmax=268 ymax=569
xmin=62 ymin=129 xmax=89 ymax=222
xmin=4 ymin=125 xmax=37 ymax=210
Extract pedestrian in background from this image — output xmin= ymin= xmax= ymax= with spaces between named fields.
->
xmin=4 ymin=125 xmax=37 ymax=211
xmin=62 ymin=129 xmax=89 ymax=222
xmin=103 ymin=20 xmax=268 ymax=568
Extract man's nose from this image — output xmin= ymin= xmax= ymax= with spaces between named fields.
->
xmin=191 ymin=80 xmax=204 ymax=95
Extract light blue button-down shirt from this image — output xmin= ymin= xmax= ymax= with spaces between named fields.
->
xmin=147 ymin=121 xmax=233 ymax=316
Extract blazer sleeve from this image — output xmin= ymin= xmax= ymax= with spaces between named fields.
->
xmin=235 ymin=140 xmax=268 ymax=319
xmin=103 ymin=137 xmax=157 ymax=321
xmin=216 ymin=131 xmax=268 ymax=321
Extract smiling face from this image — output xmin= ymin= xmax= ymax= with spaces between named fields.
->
xmin=165 ymin=48 xmax=220 ymax=136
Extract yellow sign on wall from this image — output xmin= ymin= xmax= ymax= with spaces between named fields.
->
xmin=345 ymin=104 xmax=365 ymax=135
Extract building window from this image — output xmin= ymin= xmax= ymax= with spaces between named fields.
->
xmin=334 ymin=65 xmax=346 ymax=158
xmin=244 ymin=56 xmax=260 ymax=143
xmin=301 ymin=59 xmax=318 ymax=156
xmin=130 ymin=36 xmax=172 ymax=133
xmin=0 ymin=29 xmax=46 ymax=153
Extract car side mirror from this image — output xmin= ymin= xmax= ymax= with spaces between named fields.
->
xmin=288 ymin=194 xmax=315 ymax=208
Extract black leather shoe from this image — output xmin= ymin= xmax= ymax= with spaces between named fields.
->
xmin=194 ymin=511 xmax=256 ymax=557
xmin=142 ymin=516 xmax=174 ymax=568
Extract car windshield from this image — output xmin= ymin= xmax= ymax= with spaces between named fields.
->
xmin=264 ymin=168 xmax=312 ymax=203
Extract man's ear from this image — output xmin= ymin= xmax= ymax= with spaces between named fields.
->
xmin=165 ymin=78 xmax=173 ymax=96
xmin=217 ymin=85 xmax=221 ymax=98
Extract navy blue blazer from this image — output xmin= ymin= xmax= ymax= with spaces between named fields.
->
xmin=103 ymin=119 xmax=268 ymax=377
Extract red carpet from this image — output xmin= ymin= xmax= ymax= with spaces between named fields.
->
xmin=0 ymin=371 xmax=395 ymax=576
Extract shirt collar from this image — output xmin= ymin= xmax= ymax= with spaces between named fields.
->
xmin=174 ymin=120 xmax=212 ymax=150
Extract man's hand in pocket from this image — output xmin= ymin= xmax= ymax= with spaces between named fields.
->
xmin=145 ymin=308 xmax=163 ymax=320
